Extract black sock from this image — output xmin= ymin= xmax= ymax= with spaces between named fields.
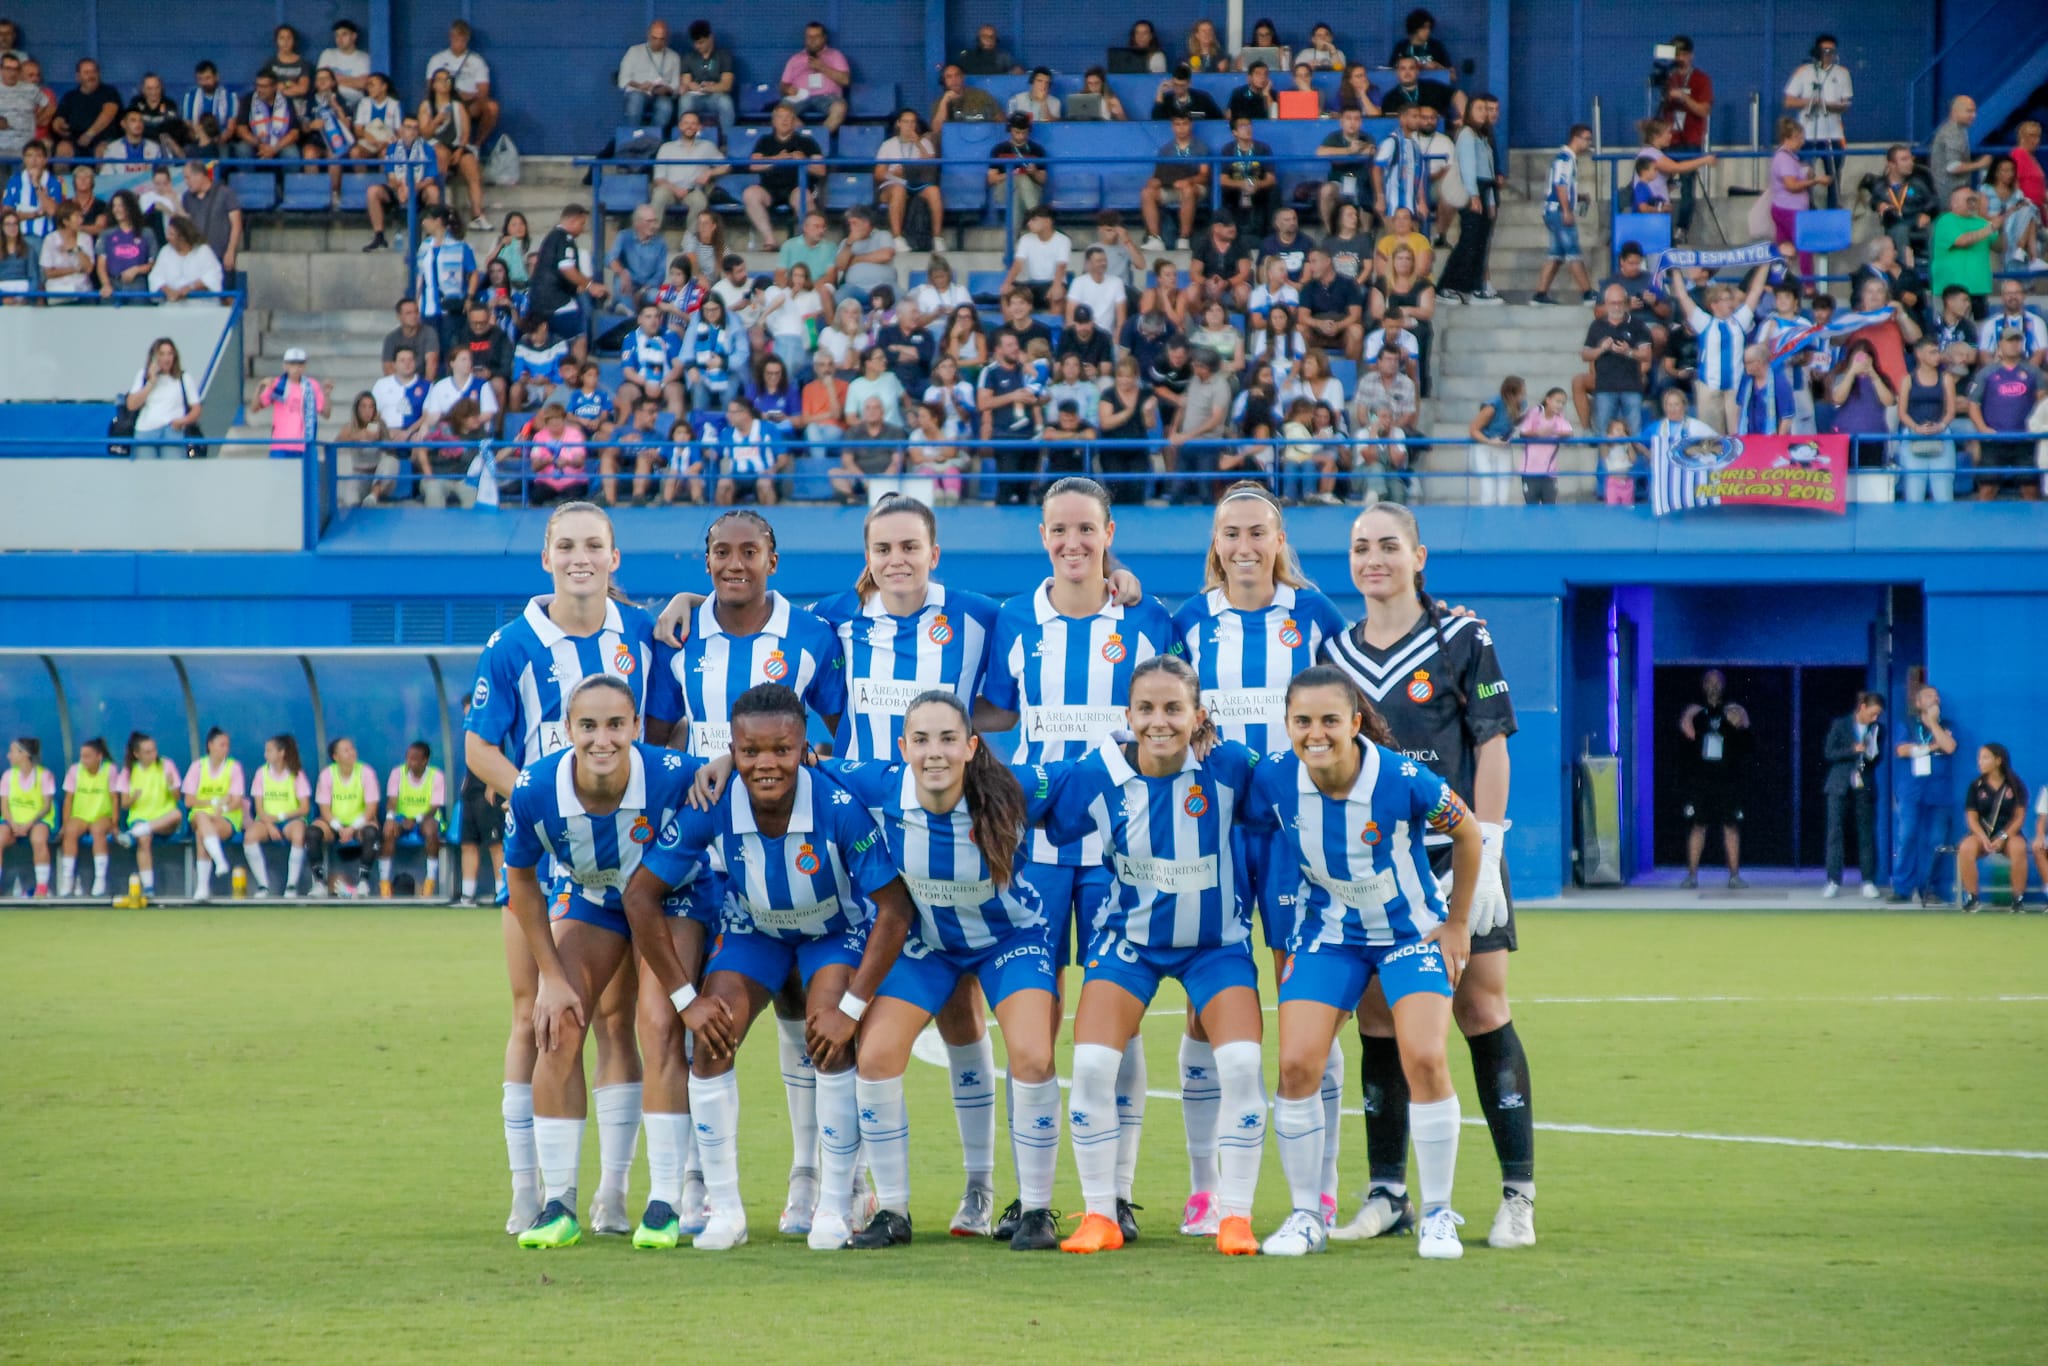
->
xmin=1467 ymin=1022 xmax=1535 ymax=1186
xmin=1358 ymin=1032 xmax=1410 ymax=1187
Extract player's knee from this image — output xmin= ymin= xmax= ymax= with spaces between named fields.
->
xmin=1278 ymin=1049 xmax=1326 ymax=1097
xmin=1453 ymin=985 xmax=1511 ymax=1036
xmin=1398 ymin=1043 xmax=1452 ymax=1096
xmin=135 ymin=828 xmax=153 ymax=847
xmin=1007 ymin=1035 xmax=1054 ymax=1084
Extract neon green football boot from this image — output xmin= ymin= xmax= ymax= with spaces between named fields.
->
xmin=518 ymin=1198 xmax=582 ymax=1249
xmin=633 ymin=1200 xmax=682 ymax=1250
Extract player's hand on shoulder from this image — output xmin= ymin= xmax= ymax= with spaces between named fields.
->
xmin=689 ymin=754 xmax=733 ymax=809
xmin=655 ymin=591 xmax=705 ymax=647
xmin=1107 ymin=567 xmax=1144 ymax=607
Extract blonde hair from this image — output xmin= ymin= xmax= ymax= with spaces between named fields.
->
xmin=1200 ymin=480 xmax=1317 ymax=591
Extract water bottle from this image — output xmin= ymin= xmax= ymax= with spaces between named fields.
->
xmin=231 ymin=867 xmax=248 ymax=899
xmin=128 ymin=873 xmax=146 ymax=908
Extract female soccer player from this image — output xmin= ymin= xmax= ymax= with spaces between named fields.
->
xmin=506 ymin=676 xmax=728 ymax=1250
xmin=2 ymin=738 xmax=56 ymax=896
xmin=824 ymin=692 xmax=1066 ymax=1251
xmin=645 ymin=508 xmax=848 ymax=1237
xmin=1168 ymin=482 xmax=1348 ymax=1237
xmin=1029 ymin=656 xmax=1267 ymax=1256
xmin=380 ymin=741 xmax=446 ymax=898
xmin=980 ymin=476 xmax=1174 ymax=1244
xmin=112 ymin=732 xmax=184 ymax=900
xmin=246 ymin=734 xmax=312 ymax=898
xmin=1247 ymin=666 xmax=1480 ymax=1259
xmin=182 ymin=728 xmax=246 ymax=902
xmin=310 ymin=737 xmax=379 ymax=898
xmin=625 ymin=684 xmax=917 ymax=1252
xmin=1322 ymin=502 xmax=1535 ymax=1251
xmin=57 ymin=737 xmax=119 ymax=898
xmin=465 ymin=500 xmax=659 ymax=1238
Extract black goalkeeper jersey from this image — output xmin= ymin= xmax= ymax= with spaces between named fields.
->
xmin=1321 ymin=607 xmax=1518 ymax=812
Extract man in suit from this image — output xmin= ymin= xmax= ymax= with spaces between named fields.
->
xmin=1823 ymin=691 xmax=1885 ymax=898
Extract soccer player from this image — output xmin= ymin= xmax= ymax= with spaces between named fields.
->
xmin=1030 ymin=656 xmax=1268 ymax=1256
xmin=56 ymin=737 xmax=119 ymax=899
xmin=645 ymin=508 xmax=848 ymax=1238
xmin=1167 ymin=483 xmax=1347 ymax=1236
xmin=182 ymin=727 xmax=246 ymax=903
xmin=506 ymin=676 xmax=727 ymax=1249
xmin=979 ymin=476 xmax=1174 ymax=1244
xmin=245 ymin=734 xmax=312 ymax=898
xmin=380 ymin=740 xmax=446 ymax=898
xmin=1323 ymin=503 xmax=1535 ymax=1251
xmin=465 ymin=501 xmax=659 ymax=1238
xmin=309 ymin=737 xmax=379 ymax=898
xmin=1 ymin=737 xmax=56 ymax=896
xmin=111 ymin=732 xmax=184 ymax=901
xmin=624 ymin=684 xmax=917 ymax=1251
xmin=1247 ymin=666 xmax=1480 ymax=1259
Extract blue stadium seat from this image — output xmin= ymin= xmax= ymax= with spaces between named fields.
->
xmin=938 ymin=122 xmax=1003 ymax=218
xmin=280 ymin=173 xmax=330 ymax=212
xmin=967 ymin=270 xmax=1006 ymax=303
xmin=1040 ymin=122 xmax=1157 ymax=214
xmin=338 ymin=173 xmax=378 ymax=212
xmin=788 ymin=452 xmax=836 ymax=501
xmin=829 ymin=125 xmax=886 ymax=205
xmin=614 ymin=125 xmax=666 ymax=160
xmin=1260 ymin=118 xmax=1346 ymax=210
xmin=740 ymin=84 xmax=781 ymax=119
xmin=848 ymin=83 xmax=898 ymax=122
xmin=906 ymin=271 xmax=927 ymax=290
xmin=229 ymin=172 xmax=277 ymax=213
xmin=972 ymin=76 xmax=1030 ymax=108
xmin=599 ymin=171 xmax=650 ymax=214
xmin=596 ymin=359 xmax=626 ymax=390
xmin=1047 ymin=170 xmax=1100 ymax=214
xmin=712 ymin=125 xmax=763 ymax=206
xmin=1327 ymin=357 xmax=1358 ymax=398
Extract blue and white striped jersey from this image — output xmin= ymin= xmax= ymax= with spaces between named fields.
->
xmin=1375 ymin=132 xmax=1425 ymax=214
xmin=1243 ymin=740 xmax=1467 ymax=948
xmin=811 ymin=582 xmax=1001 ymax=761
xmin=1170 ymin=585 xmax=1348 ymax=753
xmin=505 ymin=742 xmax=708 ymax=914
xmin=180 ymin=86 xmax=239 ymax=132
xmin=829 ymin=759 xmax=1045 ymax=951
xmin=414 ymin=236 xmax=477 ymax=318
xmin=383 ymin=139 xmax=439 ymax=185
xmin=1685 ymin=302 xmax=1757 ymax=392
xmin=643 ymin=765 xmax=898 ymax=942
xmin=1 ymin=168 xmax=64 ymax=238
xmin=467 ymin=597 xmax=657 ymax=767
xmin=705 ymin=419 xmax=782 ymax=478
xmin=647 ymin=591 xmax=845 ymax=759
xmin=1547 ymin=146 xmax=1578 ymax=210
xmin=985 ymin=583 xmax=1172 ymax=865
xmin=620 ymin=326 xmax=682 ymax=382
xmin=1031 ymin=741 xmax=1260 ymax=949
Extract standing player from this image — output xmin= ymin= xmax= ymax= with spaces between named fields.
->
xmin=380 ymin=740 xmax=447 ymax=898
xmin=1029 ymin=656 xmax=1268 ymax=1256
xmin=183 ymin=727 xmax=246 ymax=902
xmin=245 ymin=734 xmax=312 ymax=898
xmin=1167 ymin=482 xmax=1347 ymax=1237
xmin=56 ymin=737 xmax=119 ymax=899
xmin=111 ymin=733 xmax=184 ymax=901
xmin=1 ymin=738 xmax=56 ymax=896
xmin=979 ymin=476 xmax=1174 ymax=1245
xmin=1322 ymin=502 xmax=1536 ymax=1251
xmin=465 ymin=501 xmax=658 ymax=1238
xmin=645 ymin=508 xmax=848 ymax=1239
xmin=624 ymin=684 xmax=917 ymax=1252
xmin=504 ymin=676 xmax=728 ymax=1250
xmin=1247 ymin=666 xmax=1480 ymax=1259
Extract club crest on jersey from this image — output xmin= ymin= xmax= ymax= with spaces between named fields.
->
xmin=1101 ymin=633 xmax=1127 ymax=664
xmin=1406 ymin=669 xmax=1435 ymax=703
xmin=1277 ymin=618 xmax=1303 ymax=649
xmin=794 ymin=843 xmax=821 ymax=875
xmin=928 ymin=614 xmax=953 ymax=646
xmin=472 ymin=677 xmax=491 ymax=708
xmin=549 ymin=889 xmax=571 ymax=921
xmin=1360 ymin=820 xmax=1382 ymax=845
xmin=1183 ymin=783 xmax=1209 ymax=817
xmin=629 ymin=815 xmax=655 ymax=845
xmin=611 ymin=644 xmax=637 ymax=676
xmin=762 ymin=650 xmax=790 ymax=682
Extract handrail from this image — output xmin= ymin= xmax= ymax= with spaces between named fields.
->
xmin=1906 ymin=0 xmax=2032 ymax=143
xmin=196 ymin=284 xmax=249 ymax=398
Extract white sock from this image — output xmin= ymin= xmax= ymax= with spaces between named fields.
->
xmin=502 ymin=1081 xmax=537 ymax=1181
xmin=1506 ymin=1179 xmax=1536 ymax=1200
xmin=195 ymin=861 xmax=212 ymax=898
xmin=202 ymin=833 xmax=227 ymax=874
xmin=59 ymin=855 xmax=76 ymax=893
xmin=592 ymin=1082 xmax=642 ymax=1202
xmin=462 ymin=874 xmax=478 ymax=898
xmin=644 ymin=1111 xmax=689 ymax=1207
xmin=33 ymin=860 xmax=49 ymax=888
xmin=1069 ymin=1042 xmax=1123 ymax=1218
xmin=286 ymin=845 xmax=305 ymax=889
xmin=1212 ymin=1040 xmax=1267 ymax=1220
xmin=1320 ymin=1038 xmax=1345 ymax=1201
xmin=1274 ymin=1093 xmax=1327 ymax=1213
xmin=775 ymin=1014 xmax=819 ymax=1175
xmin=814 ymin=1068 xmax=860 ymax=1222
xmin=244 ymin=843 xmax=270 ymax=889
xmin=687 ymin=1070 xmax=742 ymax=1209
xmin=533 ymin=1115 xmax=583 ymax=1205
xmin=1410 ymin=1096 xmax=1462 ymax=1215
xmin=140 ymin=868 xmax=154 ymax=893
xmin=378 ymin=856 xmax=395 ymax=882
xmin=92 ymin=854 xmax=109 ymax=888
xmin=1010 ymin=1076 xmax=1062 ymax=1210
xmin=857 ymin=1075 xmax=911 ymax=1214
xmin=945 ymin=1038 xmax=996 ymax=1187
xmin=1114 ymin=1034 xmax=1147 ymax=1202
xmin=1178 ymin=1035 xmax=1220 ymax=1195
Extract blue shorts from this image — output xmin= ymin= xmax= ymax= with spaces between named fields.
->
xmin=1081 ymin=931 xmax=1259 ymax=1015
xmin=547 ymin=876 xmax=720 ymax=941
xmin=1019 ymin=860 xmax=1115 ymax=966
xmin=706 ymin=923 xmax=868 ymax=993
xmin=1279 ymin=936 xmax=1452 ymax=1010
xmin=877 ymin=920 xmax=1060 ymax=1015
xmin=1542 ymin=205 xmax=1581 ymax=260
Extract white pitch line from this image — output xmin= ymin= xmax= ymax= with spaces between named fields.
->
xmin=1132 ymin=994 xmax=2048 ymax=1015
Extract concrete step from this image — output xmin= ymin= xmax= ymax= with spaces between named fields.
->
xmin=262 ymin=309 xmax=399 ymax=336
xmin=255 ymin=334 xmax=386 ymax=360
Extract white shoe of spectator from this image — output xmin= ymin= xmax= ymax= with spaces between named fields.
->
xmin=1861 ymin=882 xmax=1881 ymax=900
xmin=1470 ymin=286 xmax=1505 ymax=305
xmin=1439 ymin=288 xmax=1466 ymax=305
xmin=470 ymin=215 xmax=491 ymax=232
xmin=1142 ymin=235 xmax=1166 ymax=252
xmin=1822 ymin=881 xmax=1841 ymax=898
xmin=892 ymin=235 xmax=912 ymax=254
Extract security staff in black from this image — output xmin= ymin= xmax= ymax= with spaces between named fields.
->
xmin=1679 ymin=669 xmax=1751 ymax=889
xmin=1320 ymin=503 xmax=1535 ymax=1251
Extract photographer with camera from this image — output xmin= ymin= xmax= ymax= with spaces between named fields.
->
xmin=1784 ymin=35 xmax=1851 ymax=209
xmin=1656 ymin=37 xmax=1713 ymax=244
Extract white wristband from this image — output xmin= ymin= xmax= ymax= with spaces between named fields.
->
xmin=838 ymin=991 xmax=869 ymax=1022
xmin=669 ymin=983 xmax=698 ymax=1014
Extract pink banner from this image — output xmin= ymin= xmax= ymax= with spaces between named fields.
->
xmin=1652 ymin=433 xmax=1849 ymax=516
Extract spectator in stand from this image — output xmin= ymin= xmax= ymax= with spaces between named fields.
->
xmin=709 ymin=395 xmax=789 ymax=504
xmin=179 ymin=62 xmax=241 ymax=152
xmin=1850 ymin=235 xmax=1924 ymax=326
xmin=1766 ymin=117 xmax=1830 ymax=277
xmin=1219 ymin=115 xmax=1276 ymax=238
xmin=528 ymin=203 xmax=608 ymax=341
xmin=796 ymin=346 xmax=849 ymax=446
xmin=780 ymin=21 xmax=850 ymax=134
xmin=335 ymin=390 xmax=398 ymax=507
xmin=977 ymin=330 xmax=1042 ymax=502
xmin=1239 ymin=17 xmax=1291 ymax=67
xmin=1227 ymin=62 xmax=1277 ymax=124
xmin=1957 ymin=743 xmax=2029 ymax=911
xmin=1296 ymin=23 xmax=1344 ymax=71
xmin=1978 ymin=279 xmax=2048 ymax=368
xmin=775 ymin=206 xmax=838 ymax=291
xmin=1378 ymin=53 xmax=1451 ymax=125
xmin=0 ymin=208 xmax=41 ymax=298
xmin=609 ymin=395 xmax=678 ymax=504
xmin=147 ymin=213 xmax=221 ymax=300
xmin=1311 ymin=105 xmax=1374 ymax=233
xmin=1782 ymin=35 xmax=1850 ymax=208
xmin=1009 ymin=67 xmax=1060 ymax=124
xmin=1141 ymin=113 xmax=1209 ymax=251
xmin=1374 ymin=205 xmax=1432 ymax=285
xmin=1168 ymin=346 xmax=1233 ymax=501
xmin=259 ymin=24 xmax=311 ymax=115
xmin=988 ymin=111 xmax=1047 ymax=239
xmin=1122 ymin=20 xmax=1170 ymax=75
xmin=96 ymin=191 xmax=154 ymax=297
xmin=1929 ymin=188 xmax=2000 ymax=310
xmin=413 ymin=205 xmax=479 ymax=358
xmin=1635 ymin=117 xmax=1715 ymax=235
xmin=1187 ymin=215 xmax=1253 ymax=313
xmin=1930 ymin=95 xmax=1991 ymax=208
xmin=1391 ymin=8 xmax=1459 ymax=107
xmin=1291 ymin=247 xmax=1361 ymax=360
xmin=1190 ymin=298 xmax=1244 ymax=376
xmin=618 ymin=20 xmax=681 ymax=130
xmin=1321 ymin=199 xmax=1375 ymax=285
xmin=956 ymin=26 xmax=1018 ymax=77
xmin=1336 ymin=62 xmax=1381 ymax=119
xmin=1514 ymin=387 xmax=1573 ymax=504
xmin=1897 ymin=336 xmax=1959 ymax=503
xmin=1438 ymin=92 xmax=1502 ymax=304
xmin=242 ymin=72 xmax=300 ymax=163
xmin=373 ymin=342 xmax=431 ymax=443
xmin=1532 ymin=124 xmax=1596 ymax=306
xmin=831 ymin=394 xmax=908 ymax=502
xmin=1373 ymin=104 xmax=1429 ymax=229
xmin=1465 ymin=375 xmax=1525 ymax=506
xmin=37 ymin=204 xmax=92 ymax=297
xmin=1185 ymin=19 xmax=1231 ymax=74
xmin=0 ymin=52 xmax=38 ymax=160
xmin=1375 ymin=241 xmax=1436 ymax=384
xmin=52 ymin=58 xmax=121 ymax=157
xmin=1581 ymin=285 xmax=1652 ymax=434
xmin=1151 ymin=63 xmax=1223 ymax=122
xmin=649 ymin=109 xmax=724 ymax=221
xmin=362 ymin=115 xmax=441 ymax=253
xmin=1668 ymin=263 xmax=1770 ymax=434
xmin=2014 ymin=122 xmax=2047 ymax=228
xmin=124 ymin=337 xmax=203 ymax=455
xmin=929 ymin=63 xmax=1003 ymax=144
xmin=1067 ymin=251 xmax=1126 ymax=338
xmin=1965 ymin=329 xmax=2045 ymax=500
xmin=741 ymin=102 xmax=823 ymax=250
xmin=253 ymin=346 xmax=330 ymax=456
xmin=833 ymin=204 xmax=897 ymax=305
xmin=1984 ymin=157 xmax=2045 ymax=272
xmin=62 ymin=165 xmax=107 ymax=237
xmin=351 ymin=73 xmax=404 ymax=162
xmin=1735 ymin=344 xmax=1796 ymax=435
xmin=523 ymin=404 xmax=590 ymax=503
xmin=20 ymin=56 xmax=54 ymax=144
xmin=1656 ymin=37 xmax=1712 ymax=243
xmin=125 ymin=74 xmax=183 ymax=157
xmin=426 ymin=346 xmax=500 ymax=434
xmin=672 ymin=21 xmax=737 ymax=144
xmin=607 ymin=203 xmax=670 ymax=313
xmin=1075 ymin=68 xmax=1128 ymax=122
xmin=1825 ymin=341 xmax=1895 ymax=465
xmin=509 ymin=317 xmax=566 ymax=409
xmin=425 ymin=20 xmax=498 ymax=149
xmin=873 ymin=306 xmax=933 ymax=405
xmin=1004 ymin=205 xmax=1071 ymax=310
xmin=452 ymin=303 xmax=513 ymax=413
xmin=875 ymin=108 xmax=942 ymax=254
xmin=319 ymin=20 xmax=372 ymax=116
xmin=422 ymin=68 xmax=490 ymax=229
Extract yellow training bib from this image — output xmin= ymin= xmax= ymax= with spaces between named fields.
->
xmin=68 ymin=764 xmax=113 ymax=823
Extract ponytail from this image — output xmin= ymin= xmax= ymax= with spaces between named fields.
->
xmin=271 ymin=733 xmax=303 ymax=776
xmin=12 ymin=736 xmax=40 ymax=767
xmin=907 ymin=690 xmax=1025 ymax=889
xmin=122 ymin=730 xmax=152 ymax=771
xmin=81 ymin=736 xmax=109 ymax=766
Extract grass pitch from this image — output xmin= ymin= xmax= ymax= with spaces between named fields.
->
xmin=2 ymin=908 xmax=2043 ymax=1363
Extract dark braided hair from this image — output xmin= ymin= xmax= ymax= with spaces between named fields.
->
xmin=905 ymin=690 xmax=1026 ymax=889
xmin=730 ymin=682 xmax=805 ymax=727
xmin=706 ymin=507 xmax=778 ymax=558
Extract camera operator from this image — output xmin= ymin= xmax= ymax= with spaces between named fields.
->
xmin=1657 ymin=36 xmax=1713 ymax=244
xmin=1784 ymin=35 xmax=1852 ymax=209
